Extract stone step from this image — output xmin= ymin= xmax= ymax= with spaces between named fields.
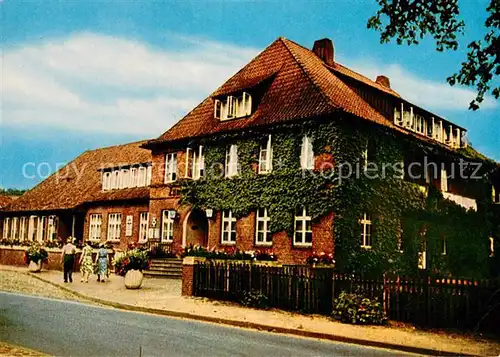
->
xmin=144 ymin=270 xmax=182 ymax=279
xmin=148 ymin=266 xmax=182 ymax=273
xmin=150 ymin=260 xmax=182 ymax=266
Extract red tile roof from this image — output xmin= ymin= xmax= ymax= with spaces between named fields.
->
xmin=4 ymin=141 xmax=151 ymax=212
xmin=147 ymin=37 xmax=419 ymax=146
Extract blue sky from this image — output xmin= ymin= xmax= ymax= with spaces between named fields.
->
xmin=1 ymin=0 xmax=499 ymax=189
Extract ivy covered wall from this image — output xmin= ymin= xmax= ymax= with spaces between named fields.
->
xmin=179 ymin=114 xmax=498 ymax=278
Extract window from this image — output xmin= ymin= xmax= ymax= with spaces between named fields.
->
xmin=165 ymin=153 xmax=177 ymax=183
xmin=415 ymin=114 xmax=425 ymax=134
xmin=112 ymin=170 xmax=119 ymax=189
xmin=3 ymin=218 xmax=10 ymax=239
xmin=225 ymin=145 xmax=238 ymax=177
xmin=89 ymin=214 xmax=102 ymax=241
xmin=107 ymin=213 xmax=122 ymax=241
xmin=139 ymin=212 xmax=149 ymax=243
xmin=37 ymin=216 xmax=47 ymax=242
xmin=161 ymin=210 xmax=174 ymax=242
xmin=20 ymin=217 xmax=27 ymax=241
xmin=221 ymin=210 xmax=237 ymax=244
xmin=493 ymin=186 xmax=499 ymax=204
xmin=440 ymin=168 xmax=448 ymax=192
xmin=130 ymin=167 xmax=138 ymax=187
xmin=294 ymin=207 xmax=312 ymax=246
xmin=103 ymin=171 xmax=111 ymax=191
xmin=186 ymin=146 xmax=205 ymax=180
xmin=489 ymin=237 xmax=495 ymax=257
xmin=255 ymin=208 xmax=271 ymax=245
xmin=146 ymin=165 xmax=152 ymax=186
xmin=47 ymin=215 xmax=57 ymax=241
xmin=216 ymin=92 xmax=252 ymax=121
xmin=121 ymin=169 xmax=129 ymax=189
xmin=11 ymin=217 xmax=18 ymax=240
xmin=28 ymin=216 xmax=36 ymax=241
xmin=194 ymin=146 xmax=205 ymax=179
xmin=300 ymin=135 xmax=314 ymax=170
xmin=138 ymin=166 xmax=147 ymax=187
xmin=359 ymin=213 xmax=372 ymax=249
xmin=259 ymin=135 xmax=273 ymax=174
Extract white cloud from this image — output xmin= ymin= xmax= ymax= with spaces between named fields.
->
xmin=2 ymin=32 xmax=496 ymax=139
xmin=346 ymin=60 xmax=497 ymax=112
xmin=1 ymin=32 xmax=259 ymax=135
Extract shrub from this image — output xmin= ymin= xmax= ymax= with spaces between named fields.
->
xmin=332 ymin=292 xmax=387 ymax=325
xmin=148 ymin=245 xmax=177 ymax=259
xmin=24 ymin=242 xmax=49 ymax=264
xmin=113 ymin=249 xmax=150 ymax=276
xmin=239 ymin=290 xmax=269 ymax=308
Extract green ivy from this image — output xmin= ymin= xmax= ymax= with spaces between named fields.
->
xmin=180 ymin=116 xmax=497 ymax=278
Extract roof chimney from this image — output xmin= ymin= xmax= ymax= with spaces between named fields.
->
xmin=375 ymin=75 xmax=391 ymax=88
xmin=312 ymin=38 xmax=334 ymax=66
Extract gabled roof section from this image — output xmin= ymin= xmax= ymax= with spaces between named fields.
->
xmin=145 ymin=37 xmax=457 ymax=147
xmin=4 ymin=141 xmax=152 ymax=212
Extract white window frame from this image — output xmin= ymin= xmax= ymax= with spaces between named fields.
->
xmin=225 ymin=145 xmax=238 ymax=177
xmin=28 ymin=216 xmax=36 ymax=241
xmin=294 ymin=207 xmax=312 ymax=246
xmin=47 ymin=215 xmax=57 ymax=241
xmin=493 ymin=186 xmax=499 ymax=204
xmin=255 ymin=208 xmax=271 ymax=245
xmin=88 ymin=214 xmax=102 ymax=241
xmin=165 ymin=153 xmax=177 ymax=183
xmin=258 ymin=135 xmax=273 ymax=174
xmin=130 ymin=167 xmax=138 ymax=188
xmin=161 ymin=210 xmax=174 ymax=242
xmin=19 ymin=217 xmax=27 ymax=241
xmin=138 ymin=166 xmax=147 ymax=187
xmin=112 ymin=170 xmax=119 ymax=189
xmin=11 ymin=217 xmax=18 ymax=240
xmin=139 ymin=212 xmax=149 ymax=243
xmin=121 ymin=168 xmax=129 ymax=189
xmin=221 ymin=210 xmax=237 ymax=244
xmin=103 ymin=171 xmax=111 ymax=191
xmin=37 ymin=216 xmax=46 ymax=242
xmin=194 ymin=146 xmax=205 ymax=180
xmin=3 ymin=217 xmax=10 ymax=239
xmin=107 ymin=213 xmax=122 ymax=241
xmin=185 ymin=148 xmax=194 ymax=179
xmin=214 ymin=99 xmax=222 ymax=119
xmin=146 ymin=165 xmax=152 ymax=186
xmin=300 ymin=135 xmax=314 ymax=170
xmin=440 ymin=168 xmax=448 ymax=192
xmin=489 ymin=237 xmax=495 ymax=257
xmin=360 ymin=213 xmax=372 ymax=249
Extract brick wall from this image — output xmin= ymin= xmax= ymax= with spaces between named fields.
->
xmin=84 ymin=203 xmax=149 ymax=250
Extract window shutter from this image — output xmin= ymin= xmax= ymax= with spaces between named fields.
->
xmin=307 ymin=137 xmax=314 ymax=169
xmin=242 ymin=92 xmax=252 ymax=116
xmin=227 ymin=96 xmax=235 ymax=118
xmin=214 ymin=99 xmax=222 ymax=119
xmin=267 ymin=135 xmax=272 ymax=172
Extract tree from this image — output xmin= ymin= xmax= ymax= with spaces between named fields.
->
xmin=0 ymin=188 xmax=26 ymax=196
xmin=367 ymin=0 xmax=499 ymax=110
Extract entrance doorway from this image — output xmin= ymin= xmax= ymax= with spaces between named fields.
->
xmin=183 ymin=209 xmax=209 ymax=247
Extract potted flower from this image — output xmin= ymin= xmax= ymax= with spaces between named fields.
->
xmin=113 ymin=248 xmax=150 ymax=289
xmin=24 ymin=242 xmax=48 ymax=272
xmin=306 ymin=252 xmax=335 ymax=267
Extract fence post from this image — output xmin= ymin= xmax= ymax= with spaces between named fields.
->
xmin=181 ymin=256 xmax=196 ymax=296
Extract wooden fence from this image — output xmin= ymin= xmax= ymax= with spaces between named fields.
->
xmin=193 ymin=262 xmax=500 ymax=330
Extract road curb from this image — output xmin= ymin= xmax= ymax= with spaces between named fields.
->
xmin=23 ymin=271 xmax=473 ymax=357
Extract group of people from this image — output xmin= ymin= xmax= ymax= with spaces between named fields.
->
xmin=60 ymin=238 xmax=110 ymax=283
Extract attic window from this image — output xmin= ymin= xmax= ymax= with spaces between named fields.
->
xmin=214 ymin=92 xmax=252 ymax=121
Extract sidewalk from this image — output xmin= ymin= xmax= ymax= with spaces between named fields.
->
xmin=2 ymin=266 xmax=499 ymax=357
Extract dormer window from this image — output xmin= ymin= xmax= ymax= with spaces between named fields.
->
xmin=214 ymin=92 xmax=252 ymax=121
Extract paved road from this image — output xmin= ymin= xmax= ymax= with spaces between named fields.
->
xmin=0 ymin=292 xmax=414 ymax=356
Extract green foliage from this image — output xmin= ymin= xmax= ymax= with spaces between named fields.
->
xmin=180 ymin=117 xmax=496 ymax=278
xmin=24 ymin=242 xmax=48 ymax=264
xmin=333 ymin=291 xmax=387 ymax=325
xmin=181 ymin=244 xmax=277 ymax=261
xmin=368 ymin=0 xmax=499 ymax=110
xmin=0 ymin=188 xmax=26 ymax=196
xmin=239 ymin=290 xmax=269 ymax=309
xmin=113 ymin=249 xmax=150 ymax=276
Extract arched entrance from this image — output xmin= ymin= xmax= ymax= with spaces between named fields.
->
xmin=182 ymin=209 xmax=209 ymax=247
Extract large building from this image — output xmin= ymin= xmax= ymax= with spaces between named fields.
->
xmin=1 ymin=38 xmax=499 ymax=275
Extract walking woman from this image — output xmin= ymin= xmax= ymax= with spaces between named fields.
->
xmin=79 ymin=240 xmax=93 ymax=283
xmin=95 ymin=243 xmax=109 ymax=282
xmin=61 ymin=237 xmax=76 ymax=283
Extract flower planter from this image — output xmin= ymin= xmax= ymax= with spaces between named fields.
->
xmin=28 ymin=260 xmax=42 ymax=272
xmin=124 ymin=269 xmax=143 ymax=289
